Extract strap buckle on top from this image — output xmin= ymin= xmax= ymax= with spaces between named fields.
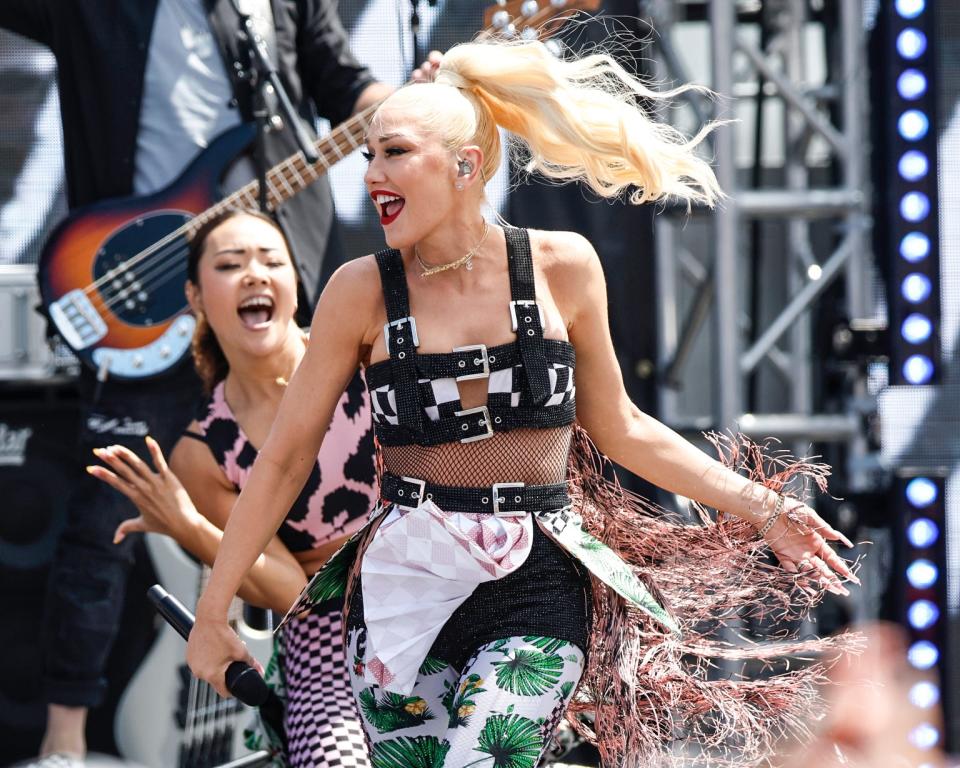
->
xmin=509 ymin=300 xmax=545 ymax=332
xmin=396 ymin=476 xmax=427 ymax=508
xmin=383 ymin=317 xmax=419 ymax=355
xmin=492 ymin=482 xmax=526 ymax=517
xmin=452 ymin=343 xmax=490 ymax=381
xmin=454 ymin=405 xmax=494 ymax=443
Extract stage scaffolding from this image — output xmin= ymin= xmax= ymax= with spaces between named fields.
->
xmin=646 ymin=0 xmax=878 ymax=493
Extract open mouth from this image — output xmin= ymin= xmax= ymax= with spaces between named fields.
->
xmin=237 ymin=295 xmax=275 ymax=329
xmin=373 ymin=191 xmax=405 ymax=226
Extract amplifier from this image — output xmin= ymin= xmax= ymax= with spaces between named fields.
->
xmin=0 ymin=265 xmax=77 ymax=382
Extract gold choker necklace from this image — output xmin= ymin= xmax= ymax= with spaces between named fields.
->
xmin=415 ymin=222 xmax=490 ymax=277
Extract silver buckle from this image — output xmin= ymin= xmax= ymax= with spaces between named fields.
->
xmin=398 ymin=476 xmax=426 ymax=508
xmin=509 ymin=300 xmax=545 ymax=332
xmin=492 ymin=482 xmax=526 ymax=517
xmin=452 ymin=343 xmax=490 ymax=381
xmin=454 ymin=405 xmax=494 ymax=443
xmin=383 ymin=317 xmax=419 ymax=354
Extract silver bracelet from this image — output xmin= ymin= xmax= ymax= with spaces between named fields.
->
xmin=756 ymin=493 xmax=785 ymax=538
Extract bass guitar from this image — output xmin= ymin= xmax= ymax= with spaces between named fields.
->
xmin=36 ymin=0 xmax=598 ymax=381
xmin=114 ymin=533 xmax=274 ymax=768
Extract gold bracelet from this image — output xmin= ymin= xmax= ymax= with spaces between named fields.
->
xmin=756 ymin=493 xmax=785 ymax=538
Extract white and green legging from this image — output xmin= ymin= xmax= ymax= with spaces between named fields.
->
xmin=347 ymin=629 xmax=585 ymax=768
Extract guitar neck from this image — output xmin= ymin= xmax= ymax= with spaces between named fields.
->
xmin=196 ymin=105 xmax=376 ymax=228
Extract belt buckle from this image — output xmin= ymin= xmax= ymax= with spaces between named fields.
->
xmin=454 ymin=405 xmax=494 ymax=443
xmin=397 ymin=476 xmax=426 ymax=508
xmin=452 ymin=343 xmax=490 ymax=381
xmin=509 ymin=300 xmax=545 ymax=332
xmin=492 ymin=482 xmax=526 ymax=517
xmin=383 ymin=316 xmax=419 ymax=354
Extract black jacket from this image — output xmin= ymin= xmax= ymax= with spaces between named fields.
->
xmin=0 ymin=0 xmax=375 ymax=307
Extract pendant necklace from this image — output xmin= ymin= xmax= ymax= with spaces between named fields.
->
xmin=415 ymin=221 xmax=490 ymax=277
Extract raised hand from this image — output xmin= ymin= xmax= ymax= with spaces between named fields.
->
xmin=87 ymin=436 xmax=200 ymax=544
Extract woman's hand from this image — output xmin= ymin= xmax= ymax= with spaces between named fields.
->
xmin=761 ymin=500 xmax=859 ymax=596
xmin=87 ymin=436 xmax=200 ymax=544
xmin=186 ymin=610 xmax=263 ymax=699
xmin=411 ymin=50 xmax=443 ymax=82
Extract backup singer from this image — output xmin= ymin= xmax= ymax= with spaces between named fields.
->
xmin=90 ymin=209 xmax=376 ymax=767
xmin=186 ymin=37 xmax=859 ymax=766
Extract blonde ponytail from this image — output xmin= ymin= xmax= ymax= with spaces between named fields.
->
xmin=415 ymin=38 xmax=723 ymax=207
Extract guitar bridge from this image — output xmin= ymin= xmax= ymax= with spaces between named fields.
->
xmin=50 ymin=290 xmax=108 ymax=350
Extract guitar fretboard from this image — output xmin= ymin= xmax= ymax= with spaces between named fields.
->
xmin=191 ymin=106 xmax=375 ymax=233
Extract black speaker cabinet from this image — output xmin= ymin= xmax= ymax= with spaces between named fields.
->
xmin=0 ymin=387 xmax=81 ymax=761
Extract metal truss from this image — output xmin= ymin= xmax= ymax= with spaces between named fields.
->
xmin=646 ymin=0 xmax=875 ymax=471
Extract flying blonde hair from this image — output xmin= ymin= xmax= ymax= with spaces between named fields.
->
xmin=378 ymin=38 xmax=722 ymax=208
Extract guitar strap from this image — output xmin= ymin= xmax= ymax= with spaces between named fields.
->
xmin=205 ymin=0 xmax=279 ymax=118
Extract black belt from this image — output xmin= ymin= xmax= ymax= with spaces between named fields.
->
xmin=380 ymin=473 xmax=570 ymax=516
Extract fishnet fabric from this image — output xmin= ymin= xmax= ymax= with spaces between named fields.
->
xmin=380 ymin=425 xmax=572 ymax=487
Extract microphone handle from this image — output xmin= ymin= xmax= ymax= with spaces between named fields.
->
xmin=146 ymin=584 xmax=270 ymax=707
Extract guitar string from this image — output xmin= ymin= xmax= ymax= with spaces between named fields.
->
xmin=83 ymin=115 xmax=368 ymax=309
xmin=81 ymin=3 xmax=564 ymax=309
xmin=89 ymin=132 xmax=358 ymax=319
xmin=86 ymin=109 xmax=366 ymax=297
xmin=92 ymin=135 xmax=350 ymax=313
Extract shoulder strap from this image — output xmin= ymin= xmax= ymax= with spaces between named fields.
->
xmin=374 ymin=248 xmax=411 ymax=322
xmin=374 ymin=249 xmax=423 ymax=433
xmin=503 ymin=227 xmax=551 ymax=404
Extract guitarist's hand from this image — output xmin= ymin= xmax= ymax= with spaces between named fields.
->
xmin=87 ymin=436 xmax=201 ymax=543
xmin=411 ymin=50 xmax=443 ymax=83
xmin=187 ymin=609 xmax=263 ymax=700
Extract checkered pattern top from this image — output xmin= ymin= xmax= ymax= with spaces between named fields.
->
xmin=367 ymin=361 xmax=575 ymax=427
xmin=366 ymin=227 xmax=577 ymax=444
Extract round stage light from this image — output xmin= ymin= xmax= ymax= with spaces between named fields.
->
xmin=908 ymin=640 xmax=939 ymax=670
xmin=901 ymin=273 xmax=932 ymax=303
xmin=902 ymin=313 xmax=933 ymax=344
xmin=895 ymin=0 xmax=925 ymax=18
xmin=906 ymin=477 xmax=939 ymax=507
xmin=909 ymin=723 xmax=940 ymax=750
xmin=908 ymin=599 xmax=939 ymax=630
xmin=901 ymin=232 xmax=931 ymax=263
xmin=908 ymin=518 xmax=940 ymax=547
xmin=909 ymin=681 xmax=940 ymax=709
xmin=900 ymin=191 xmax=930 ymax=222
xmin=898 ymin=150 xmax=929 ymax=181
xmin=898 ymin=109 xmax=930 ymax=141
xmin=907 ymin=559 xmax=939 ymax=589
xmin=897 ymin=69 xmax=928 ymax=100
xmin=897 ymin=28 xmax=928 ymax=60
xmin=903 ymin=354 xmax=935 ymax=384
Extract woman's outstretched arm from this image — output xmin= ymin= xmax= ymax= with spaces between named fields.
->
xmin=556 ymin=231 xmax=857 ymax=595
xmin=187 ymin=256 xmax=380 ymax=695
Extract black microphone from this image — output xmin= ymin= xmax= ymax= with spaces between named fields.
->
xmin=147 ymin=584 xmax=270 ymax=707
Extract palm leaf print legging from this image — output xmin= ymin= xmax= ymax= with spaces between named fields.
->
xmin=347 ymin=629 xmax=585 ymax=768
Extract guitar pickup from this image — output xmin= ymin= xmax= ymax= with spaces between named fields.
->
xmin=50 ymin=290 xmax=108 ymax=350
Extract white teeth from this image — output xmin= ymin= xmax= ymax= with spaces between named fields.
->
xmin=239 ymin=296 xmax=274 ymax=310
xmin=375 ymin=193 xmax=402 ymax=205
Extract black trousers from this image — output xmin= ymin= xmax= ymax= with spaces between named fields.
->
xmin=40 ymin=361 xmax=201 ymax=708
